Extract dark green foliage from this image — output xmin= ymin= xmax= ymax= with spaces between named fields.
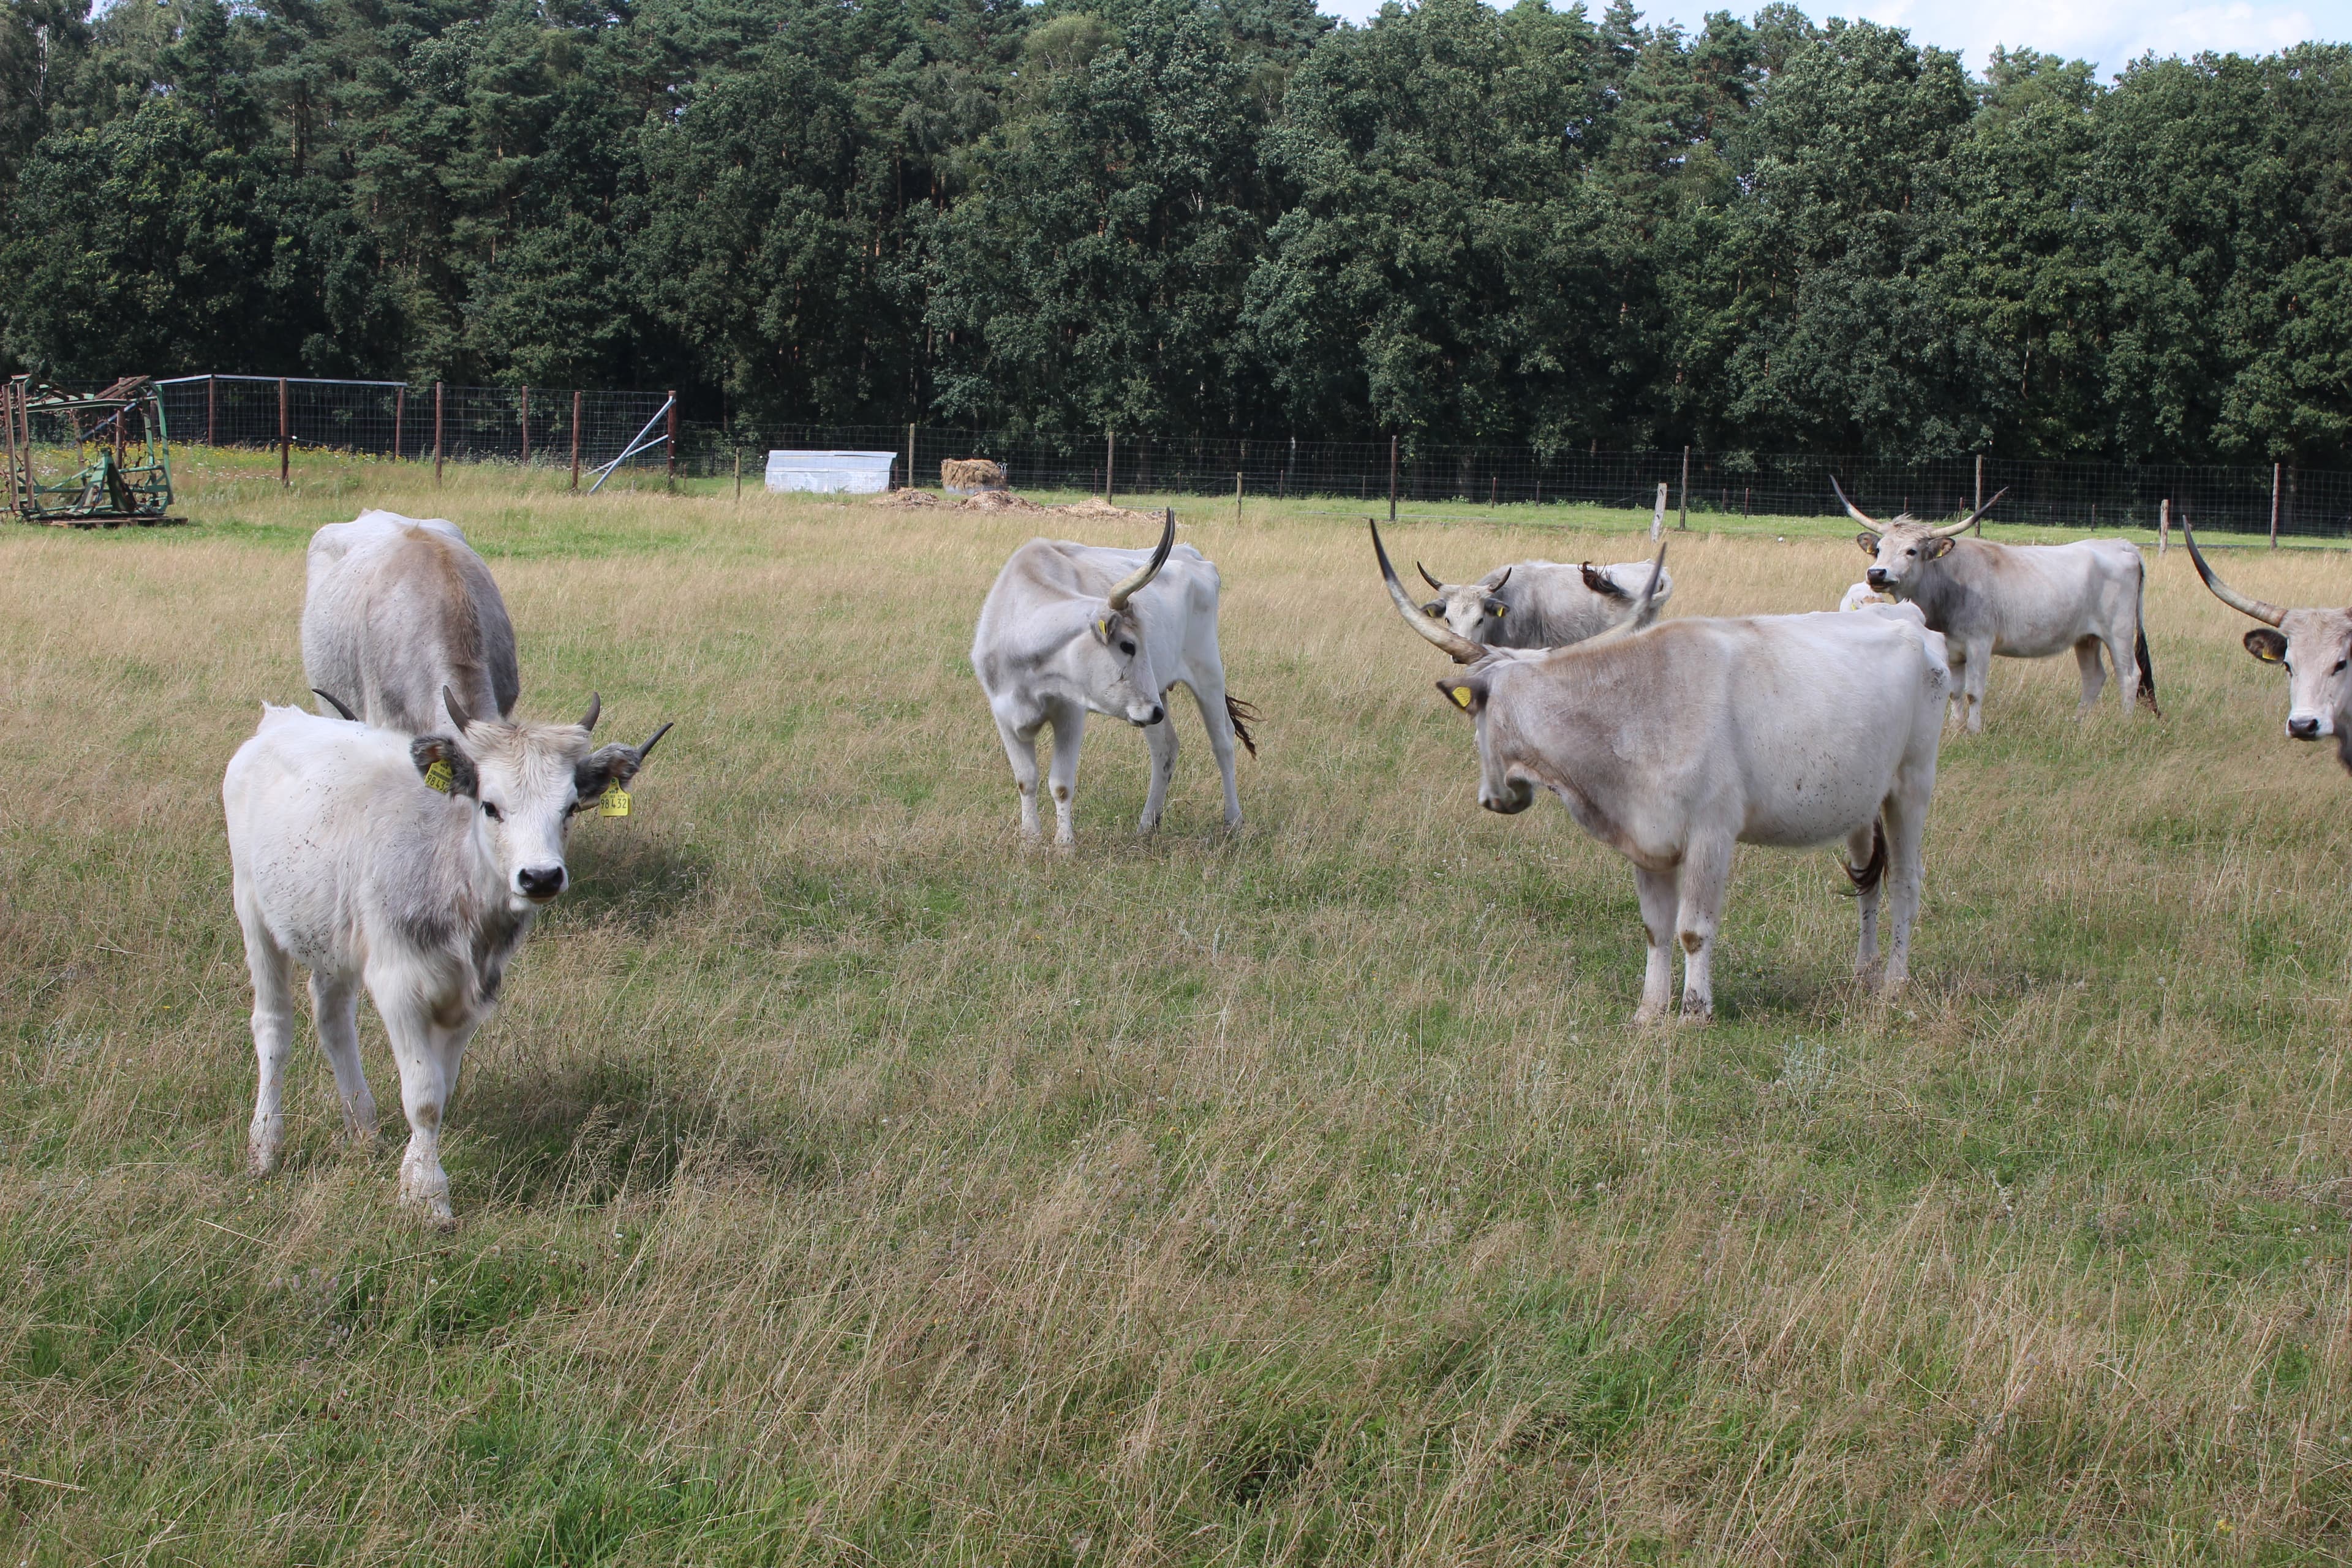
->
xmin=1 ymin=0 xmax=2349 ymax=461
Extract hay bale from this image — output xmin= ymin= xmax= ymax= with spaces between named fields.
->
xmin=941 ymin=458 xmax=1008 ymax=495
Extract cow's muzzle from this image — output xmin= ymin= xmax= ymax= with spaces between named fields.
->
xmin=2288 ymin=714 xmax=2331 ymax=741
xmin=517 ymin=865 xmax=568 ymax=902
xmin=1865 ymin=568 xmax=1894 ymax=589
xmin=1128 ymin=704 xmax=1165 ymax=728
xmin=1480 ymin=779 xmax=1534 ymax=815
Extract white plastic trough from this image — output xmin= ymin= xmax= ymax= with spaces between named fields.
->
xmin=765 ymin=450 xmax=898 ymax=494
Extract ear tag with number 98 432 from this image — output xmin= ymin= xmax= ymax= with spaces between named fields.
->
xmin=423 ymin=760 xmax=454 ymax=793
xmin=600 ymin=785 xmax=631 ymax=818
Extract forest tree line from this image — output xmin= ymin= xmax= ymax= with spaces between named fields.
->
xmin=0 ymin=0 xmax=2346 ymax=462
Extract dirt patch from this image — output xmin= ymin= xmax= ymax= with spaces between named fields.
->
xmin=1054 ymin=498 xmax=1158 ymax=522
xmin=869 ymin=489 xmax=940 ymax=508
xmin=957 ymin=490 xmax=1053 ymax=514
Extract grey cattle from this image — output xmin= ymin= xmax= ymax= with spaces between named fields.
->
xmin=2184 ymin=522 xmax=2352 ymax=770
xmin=1414 ymin=557 xmax=1673 ymax=649
xmin=303 ymin=510 xmax=521 ymax=733
xmin=973 ymin=510 xmax=1256 ymax=846
xmin=1841 ymin=478 xmax=2157 ymax=732
xmin=1374 ymin=520 xmax=1950 ymax=1020
xmin=224 ymin=690 xmax=668 ymax=1224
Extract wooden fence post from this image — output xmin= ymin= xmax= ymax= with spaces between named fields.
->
xmin=734 ymin=450 xmax=742 ymax=505
xmin=1650 ymin=481 xmax=1667 ymax=541
xmin=1104 ymin=431 xmax=1115 ymax=503
xmin=434 ymin=381 xmax=444 ymax=486
xmin=1388 ymin=434 xmax=1398 ymax=522
xmin=206 ymin=375 xmax=216 ymax=447
xmin=1974 ymin=453 xmax=1984 ymax=534
xmin=393 ymin=385 xmax=405 ymax=460
xmin=1677 ymin=445 xmax=1689 ymax=530
xmin=1235 ymin=470 xmax=1243 ymax=524
xmin=2272 ymin=462 xmax=2282 ymax=548
xmin=520 ymin=385 xmax=530 ymax=466
xmin=2159 ymin=497 xmax=2170 ymax=557
xmin=905 ymin=423 xmax=914 ymax=491
xmin=278 ymin=377 xmax=290 ymax=487
xmin=570 ymin=391 xmax=582 ymax=491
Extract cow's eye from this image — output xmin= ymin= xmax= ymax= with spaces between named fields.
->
xmin=2335 ymin=660 xmax=2348 ymax=675
xmin=1118 ymin=639 xmax=1136 ymax=656
xmin=1905 ymin=548 xmax=1917 ymax=556
xmin=481 ymin=801 xmax=503 ymax=821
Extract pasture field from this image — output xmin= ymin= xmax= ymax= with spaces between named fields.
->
xmin=6 ymin=451 xmax=2352 ymax=1564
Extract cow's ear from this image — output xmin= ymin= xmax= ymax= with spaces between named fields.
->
xmin=1485 ymin=599 xmax=1507 ymax=619
xmin=410 ymin=736 xmax=477 ymax=798
xmin=1422 ymin=600 xmax=1446 ymax=619
xmin=1091 ymin=611 xmax=1123 ymax=645
xmin=1436 ymin=675 xmax=1488 ymax=715
xmin=1923 ymin=537 xmax=1956 ymax=560
xmin=1856 ymin=531 xmax=1880 ymax=556
xmin=573 ymin=725 xmax=673 ymax=812
xmin=2246 ymin=628 xmax=2288 ymax=664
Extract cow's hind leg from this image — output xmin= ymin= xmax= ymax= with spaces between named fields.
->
xmin=992 ymin=709 xmax=1047 ymax=842
xmin=310 ymin=971 xmax=377 ymax=1145
xmin=1046 ymin=704 xmax=1086 ymax=848
xmin=2073 ymin=636 xmax=2108 ymax=716
xmin=1632 ymin=864 xmax=1679 ymax=1024
xmin=2103 ymin=627 xmax=2142 ymax=715
xmin=238 ymin=882 xmax=296 ymax=1174
xmin=1673 ymin=835 xmax=1734 ymax=1021
xmin=1879 ymin=785 xmax=1930 ymax=992
xmin=1186 ymin=674 xmax=1245 ymax=830
xmin=1139 ymin=711 xmax=1177 ymax=834
xmin=1847 ymin=820 xmax=1884 ymax=981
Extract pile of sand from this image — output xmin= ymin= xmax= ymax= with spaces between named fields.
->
xmin=1055 ymin=498 xmax=1157 ymax=521
xmin=957 ymin=489 xmax=1052 ymax=514
xmin=868 ymin=489 xmax=939 ymax=508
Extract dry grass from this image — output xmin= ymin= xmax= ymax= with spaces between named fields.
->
xmin=3 ymin=451 xmax=2352 ymax=1564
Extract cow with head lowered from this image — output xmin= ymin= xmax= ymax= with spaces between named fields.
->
xmin=1412 ymin=557 xmax=1674 ymax=650
xmin=2182 ymin=521 xmax=2352 ymax=769
xmin=973 ymin=510 xmax=1257 ymax=847
xmin=1372 ymin=520 xmax=1951 ymax=1020
xmin=303 ymin=510 xmax=520 ymax=733
xmin=1840 ymin=479 xmax=2157 ymax=733
xmin=225 ymin=690 xmax=669 ymax=1224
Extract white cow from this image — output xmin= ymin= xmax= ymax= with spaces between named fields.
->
xmin=303 ymin=510 xmax=520 ymax=733
xmin=973 ymin=510 xmax=1255 ymax=846
xmin=2184 ymin=521 xmax=2352 ymax=770
xmin=1412 ymin=557 xmax=1674 ymax=649
xmin=1839 ymin=479 xmax=2157 ymax=732
xmin=224 ymin=691 xmax=668 ymax=1224
xmin=1373 ymin=521 xmax=1950 ymax=1020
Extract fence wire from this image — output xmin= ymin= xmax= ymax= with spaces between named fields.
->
xmin=156 ymin=377 xmax=676 ymax=473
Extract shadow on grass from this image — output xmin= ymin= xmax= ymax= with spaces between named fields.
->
xmin=554 ymin=836 xmax=714 ymax=932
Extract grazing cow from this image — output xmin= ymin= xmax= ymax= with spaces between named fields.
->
xmin=1414 ymin=557 xmax=1674 ymax=649
xmin=973 ymin=509 xmax=1256 ymax=846
xmin=2182 ymin=521 xmax=2352 ymax=770
xmin=1839 ymin=479 xmax=2157 ymax=732
xmin=303 ymin=510 xmax=520 ymax=733
xmin=1371 ymin=520 xmax=1950 ymax=1020
xmin=224 ymin=691 xmax=669 ymax=1224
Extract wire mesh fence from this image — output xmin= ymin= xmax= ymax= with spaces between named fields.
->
xmin=155 ymin=377 xmax=677 ymax=475
xmin=733 ymin=425 xmax=2351 ymax=538
xmin=134 ymin=381 xmax=2352 ymax=537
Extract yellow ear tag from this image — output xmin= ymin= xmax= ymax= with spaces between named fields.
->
xmin=423 ymin=760 xmax=454 ymax=793
xmin=1096 ymin=617 xmax=1110 ymax=638
xmin=600 ymin=785 xmax=631 ymax=818
xmin=1450 ymin=686 xmax=1474 ymax=710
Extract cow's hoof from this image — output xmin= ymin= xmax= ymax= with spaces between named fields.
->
xmin=1632 ymin=1003 xmax=1670 ymax=1026
xmin=248 ymin=1117 xmax=283 ymax=1174
xmin=1679 ymin=1000 xmax=1715 ymax=1024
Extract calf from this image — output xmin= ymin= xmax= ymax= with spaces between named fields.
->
xmin=224 ymin=691 xmax=668 ymax=1224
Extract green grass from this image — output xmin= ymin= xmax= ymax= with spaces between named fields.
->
xmin=3 ymin=448 xmax=2352 ymax=1562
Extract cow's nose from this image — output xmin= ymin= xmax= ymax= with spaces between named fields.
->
xmin=516 ymin=865 xmax=567 ymax=900
xmin=2289 ymin=715 xmax=2323 ymax=740
xmin=1865 ymin=568 xmax=1891 ymax=588
xmin=1132 ymin=705 xmax=1164 ymax=727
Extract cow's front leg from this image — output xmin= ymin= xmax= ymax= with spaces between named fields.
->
xmin=1139 ymin=708 xmax=1177 ymax=834
xmin=1632 ymin=865 xmax=1679 ymax=1023
xmin=992 ymin=710 xmax=1046 ymax=842
xmin=238 ymin=885 xmax=296 ymax=1174
xmin=1674 ymin=836 xmax=1733 ymax=1022
xmin=376 ymin=987 xmax=458 ymax=1226
xmin=1847 ymin=820 xmax=1883 ymax=981
xmin=1046 ymin=705 xmax=1086 ymax=848
xmin=310 ymin=970 xmax=377 ymax=1145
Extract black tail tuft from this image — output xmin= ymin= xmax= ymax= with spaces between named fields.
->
xmin=1839 ymin=819 xmax=1887 ymax=897
xmin=1225 ymin=694 xmax=1261 ymax=757
xmin=2134 ymin=623 xmax=2161 ymax=714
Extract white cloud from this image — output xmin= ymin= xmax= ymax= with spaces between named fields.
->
xmin=1312 ymin=0 xmax=2352 ymax=77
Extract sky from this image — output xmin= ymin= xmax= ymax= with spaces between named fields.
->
xmin=1310 ymin=0 xmax=2352 ymax=77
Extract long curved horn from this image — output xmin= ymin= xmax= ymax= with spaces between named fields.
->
xmin=1370 ymin=519 xmax=1487 ymax=663
xmin=579 ymin=692 xmax=601 ymax=733
xmin=1106 ymin=508 xmax=1177 ymax=611
xmin=312 ymin=688 xmax=359 ymax=722
xmin=1417 ymin=561 xmax=1445 ymax=592
xmin=1829 ymin=473 xmax=1879 ymax=529
xmin=442 ymin=686 xmax=474 ymax=730
xmin=2182 ymin=518 xmax=2285 ymax=627
xmin=636 ymin=721 xmax=674 ymax=763
xmin=1490 ymin=566 xmax=1512 ymax=592
xmin=1628 ymin=543 xmax=1668 ymax=631
xmin=1929 ymin=486 xmax=2010 ymax=538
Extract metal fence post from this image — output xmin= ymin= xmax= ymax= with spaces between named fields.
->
xmin=520 ymin=385 xmax=530 ymax=467
xmin=1677 ymin=444 xmax=1689 ymax=530
xmin=666 ymin=392 xmax=677 ymax=486
xmin=1388 ymin=434 xmax=1397 ymax=522
xmin=2271 ymin=461 xmax=2282 ymax=548
xmin=206 ymin=375 xmax=216 ymax=447
xmin=570 ymin=391 xmax=582 ymax=490
xmin=434 ymin=381 xmax=444 ymax=486
xmin=393 ymin=385 xmax=405 ymax=459
xmin=278 ymin=376 xmax=289 ymax=486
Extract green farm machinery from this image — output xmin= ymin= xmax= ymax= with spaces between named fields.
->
xmin=2 ymin=374 xmax=177 ymax=526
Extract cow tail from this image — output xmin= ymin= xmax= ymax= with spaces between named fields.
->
xmin=2133 ymin=562 xmax=2162 ymax=715
xmin=1225 ymin=694 xmax=1261 ymax=757
xmin=1840 ymin=818 xmax=1887 ymax=897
